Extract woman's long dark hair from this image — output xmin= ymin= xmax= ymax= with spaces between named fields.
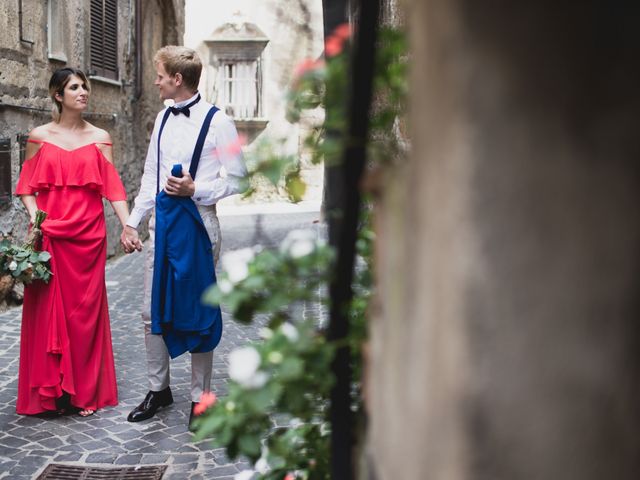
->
xmin=48 ymin=68 xmax=91 ymax=120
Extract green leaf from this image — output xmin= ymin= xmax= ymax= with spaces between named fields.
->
xmin=279 ymin=358 xmax=304 ymax=381
xmin=14 ymin=251 xmax=29 ymax=261
xmin=285 ymin=175 xmax=307 ymax=203
xmin=238 ymin=433 xmax=262 ymax=458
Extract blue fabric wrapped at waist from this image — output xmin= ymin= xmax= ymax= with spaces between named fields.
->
xmin=150 ymin=190 xmax=222 ymax=358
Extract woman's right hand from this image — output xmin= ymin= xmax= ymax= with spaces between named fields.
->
xmin=25 ymin=227 xmax=42 ymax=247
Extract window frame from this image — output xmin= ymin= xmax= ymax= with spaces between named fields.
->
xmin=0 ymin=139 xmax=12 ymax=205
xmin=89 ymin=0 xmax=119 ymax=81
xmin=47 ymin=0 xmax=67 ymax=62
xmin=219 ymin=58 xmax=263 ymax=120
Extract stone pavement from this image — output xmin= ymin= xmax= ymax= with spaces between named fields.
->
xmin=0 ymin=210 xmax=323 ymax=479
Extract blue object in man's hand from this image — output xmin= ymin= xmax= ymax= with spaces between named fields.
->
xmin=171 ymin=164 xmax=183 ymax=178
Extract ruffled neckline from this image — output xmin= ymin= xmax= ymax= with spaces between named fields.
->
xmin=16 ymin=140 xmax=126 ymax=201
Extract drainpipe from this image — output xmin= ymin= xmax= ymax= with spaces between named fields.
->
xmin=134 ymin=0 xmax=142 ymax=99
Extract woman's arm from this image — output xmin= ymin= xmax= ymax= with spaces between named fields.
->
xmin=20 ymin=195 xmax=38 ymax=224
xmin=110 ymin=200 xmax=130 ymax=229
xmin=19 ymin=132 xmax=46 ymax=223
xmin=96 ymin=134 xmax=143 ymax=252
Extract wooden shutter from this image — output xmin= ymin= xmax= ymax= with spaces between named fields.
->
xmin=90 ymin=0 xmax=118 ymax=80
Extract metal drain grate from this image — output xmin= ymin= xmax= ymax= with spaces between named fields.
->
xmin=37 ymin=464 xmax=167 ymax=479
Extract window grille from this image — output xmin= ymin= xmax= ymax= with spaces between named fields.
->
xmin=17 ymin=134 xmax=29 ymax=169
xmin=0 ymin=139 xmax=12 ymax=204
xmin=219 ymin=60 xmax=262 ymax=119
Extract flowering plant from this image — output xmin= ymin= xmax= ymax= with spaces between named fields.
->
xmin=194 ymin=22 xmax=406 ymax=480
xmin=205 ymin=230 xmax=332 ymax=326
xmin=0 ymin=210 xmax=53 ymax=284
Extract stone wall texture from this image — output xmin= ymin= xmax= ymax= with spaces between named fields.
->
xmin=368 ymin=1 xmax=640 ymax=479
xmin=0 ymin=0 xmax=185 ymax=256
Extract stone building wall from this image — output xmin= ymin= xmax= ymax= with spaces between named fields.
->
xmin=185 ymin=0 xmax=325 ymax=205
xmin=0 ymin=0 xmax=185 ymax=256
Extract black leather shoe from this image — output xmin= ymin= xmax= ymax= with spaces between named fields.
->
xmin=127 ymin=387 xmax=173 ymax=422
xmin=188 ymin=401 xmax=198 ymax=432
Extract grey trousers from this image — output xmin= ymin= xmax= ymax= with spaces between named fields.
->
xmin=141 ymin=205 xmax=222 ymax=402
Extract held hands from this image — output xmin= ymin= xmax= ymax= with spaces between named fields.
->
xmin=120 ymin=226 xmax=143 ymax=254
xmin=164 ymin=170 xmax=196 ymax=197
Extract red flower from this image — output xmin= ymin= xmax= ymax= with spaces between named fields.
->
xmin=193 ymin=391 xmax=217 ymax=416
xmin=283 ymin=474 xmax=295 ymax=480
xmin=216 ymin=133 xmax=247 ymax=157
xmin=325 ymin=36 xmax=344 ymax=57
xmin=294 ymin=58 xmax=325 ymax=79
xmin=325 ymin=23 xmax=352 ymax=57
xmin=333 ymin=23 xmax=352 ymax=40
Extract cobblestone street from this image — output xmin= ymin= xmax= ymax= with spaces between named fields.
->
xmin=0 ymin=209 xmax=322 ymax=479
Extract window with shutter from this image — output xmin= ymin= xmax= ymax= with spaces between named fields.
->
xmin=0 ymin=139 xmax=11 ymax=205
xmin=219 ymin=60 xmax=262 ymax=119
xmin=90 ymin=0 xmax=118 ymax=80
xmin=17 ymin=134 xmax=29 ymax=169
xmin=205 ymin=19 xmax=268 ymax=122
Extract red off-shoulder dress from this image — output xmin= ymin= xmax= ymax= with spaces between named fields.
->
xmin=15 ymin=141 xmax=126 ymax=415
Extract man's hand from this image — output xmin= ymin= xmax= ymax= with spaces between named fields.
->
xmin=121 ymin=225 xmax=143 ymax=254
xmin=164 ymin=171 xmax=196 ymax=197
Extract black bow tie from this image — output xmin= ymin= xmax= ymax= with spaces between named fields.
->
xmin=169 ymin=93 xmax=201 ymax=117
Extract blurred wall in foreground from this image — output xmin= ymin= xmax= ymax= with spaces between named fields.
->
xmin=368 ymin=1 xmax=640 ymax=478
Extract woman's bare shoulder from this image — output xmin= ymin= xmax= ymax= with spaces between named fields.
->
xmin=27 ymin=123 xmax=56 ymax=142
xmin=88 ymin=125 xmax=113 ymax=144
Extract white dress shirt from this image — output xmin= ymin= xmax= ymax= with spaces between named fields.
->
xmin=127 ymin=92 xmax=247 ymax=229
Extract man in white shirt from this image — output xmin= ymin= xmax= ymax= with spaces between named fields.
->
xmin=121 ymin=46 xmax=247 ymax=427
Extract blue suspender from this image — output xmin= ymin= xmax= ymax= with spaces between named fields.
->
xmin=155 ymin=105 xmax=219 ymax=195
xmin=189 ymin=106 xmax=219 ymax=180
xmin=156 ymin=108 xmax=173 ymax=195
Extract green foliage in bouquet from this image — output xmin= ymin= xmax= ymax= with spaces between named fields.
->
xmin=0 ymin=210 xmax=53 ymax=284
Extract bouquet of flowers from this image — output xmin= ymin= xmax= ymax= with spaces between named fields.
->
xmin=0 ymin=210 xmax=53 ymax=284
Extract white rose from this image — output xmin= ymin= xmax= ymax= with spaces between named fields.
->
xmin=255 ymin=457 xmax=270 ymax=474
xmin=280 ymin=229 xmax=318 ymax=258
xmin=234 ymin=470 xmax=255 ymax=480
xmin=259 ymin=327 xmax=274 ymax=339
xmin=221 ymin=248 xmax=255 ymax=284
xmin=228 ymin=346 xmax=269 ymax=389
xmin=8 ymin=261 xmax=17 ymax=271
xmin=289 ymin=239 xmax=315 ymax=258
xmin=218 ymin=278 xmax=233 ymax=294
xmin=280 ymin=322 xmax=299 ymax=342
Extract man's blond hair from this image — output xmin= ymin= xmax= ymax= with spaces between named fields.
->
xmin=154 ymin=46 xmax=202 ymax=92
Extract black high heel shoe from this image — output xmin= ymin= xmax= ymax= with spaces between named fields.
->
xmin=55 ymin=391 xmax=75 ymax=415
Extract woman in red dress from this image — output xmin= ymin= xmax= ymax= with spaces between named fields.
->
xmin=15 ymin=68 xmax=140 ymax=416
